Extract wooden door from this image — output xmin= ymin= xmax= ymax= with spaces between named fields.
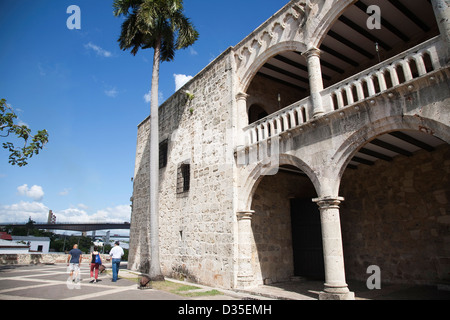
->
xmin=290 ymin=199 xmax=325 ymax=280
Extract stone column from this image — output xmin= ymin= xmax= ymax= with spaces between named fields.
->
xmin=303 ymin=47 xmax=325 ymax=118
xmin=313 ymin=197 xmax=355 ymax=300
xmin=236 ymin=210 xmax=255 ymax=288
xmin=431 ymin=0 xmax=450 ymax=52
xmin=236 ymin=92 xmax=249 ymax=147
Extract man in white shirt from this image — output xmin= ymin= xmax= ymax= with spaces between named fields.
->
xmin=109 ymin=241 xmax=124 ymax=282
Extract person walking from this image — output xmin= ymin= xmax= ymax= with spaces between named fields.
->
xmin=109 ymin=241 xmax=124 ymax=282
xmin=90 ymin=246 xmax=101 ymax=283
xmin=67 ymin=244 xmax=83 ymax=282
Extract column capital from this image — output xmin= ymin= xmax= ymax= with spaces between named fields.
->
xmin=313 ymin=196 xmax=344 ymax=209
xmin=236 ymin=92 xmax=249 ymax=102
xmin=302 ymin=47 xmax=321 ymax=59
xmin=237 ymin=210 xmax=255 ymax=221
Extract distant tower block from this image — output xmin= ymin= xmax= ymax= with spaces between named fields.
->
xmin=47 ymin=210 xmax=56 ymax=224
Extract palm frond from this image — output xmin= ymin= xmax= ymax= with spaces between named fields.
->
xmin=114 ymin=0 xmax=198 ymax=59
xmin=113 ymin=0 xmax=143 ymax=17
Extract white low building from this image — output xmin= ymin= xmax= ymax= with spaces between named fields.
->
xmin=11 ymin=236 xmax=50 ymax=253
xmin=0 ymin=239 xmax=29 ymax=254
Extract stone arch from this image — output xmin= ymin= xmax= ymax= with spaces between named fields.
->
xmin=335 ymin=114 xmax=450 ymax=286
xmin=239 ymin=153 xmax=320 ymax=212
xmin=308 ymin=0 xmax=358 ymax=49
xmin=248 ymin=104 xmax=269 ymax=124
xmin=235 ymin=0 xmax=358 ymax=97
xmin=333 ymin=115 xmax=450 ymax=191
xmin=238 ymin=41 xmax=308 ymax=93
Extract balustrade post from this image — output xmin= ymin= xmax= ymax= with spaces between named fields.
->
xmin=413 ymin=53 xmax=428 ymax=76
xmin=257 ymin=125 xmax=263 ymax=143
xmin=303 ymin=47 xmax=325 ymax=117
xmin=400 ymin=60 xmax=413 ymax=82
xmin=355 ymin=80 xmax=365 ymax=101
xmin=365 ymin=76 xmax=376 ymax=97
xmin=387 ymin=65 xmax=400 ymax=87
xmin=376 ymin=72 xmax=387 ymax=92
xmin=275 ymin=118 xmax=282 ymax=135
xmin=344 ymin=86 xmax=354 ymax=105
xmin=335 ymin=90 xmax=344 ymax=109
xmin=282 ymin=114 xmax=289 ymax=131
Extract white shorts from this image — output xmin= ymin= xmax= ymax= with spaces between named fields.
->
xmin=68 ymin=263 xmax=80 ymax=272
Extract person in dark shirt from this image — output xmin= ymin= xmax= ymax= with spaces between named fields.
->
xmin=67 ymin=244 xmax=83 ymax=282
xmin=90 ymin=246 xmax=101 ymax=283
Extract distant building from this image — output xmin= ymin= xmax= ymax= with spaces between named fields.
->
xmin=0 ymin=232 xmax=12 ymax=241
xmin=0 ymin=239 xmax=29 ymax=254
xmin=11 ymin=236 xmax=50 ymax=253
xmin=47 ymin=210 xmax=56 ymax=224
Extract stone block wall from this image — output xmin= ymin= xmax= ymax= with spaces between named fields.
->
xmin=129 ymin=50 xmax=238 ymax=288
xmin=340 ymin=144 xmax=450 ymax=285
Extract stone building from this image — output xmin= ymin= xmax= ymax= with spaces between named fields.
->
xmin=129 ymin=0 xmax=450 ymax=299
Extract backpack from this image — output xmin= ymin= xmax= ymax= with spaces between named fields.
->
xmin=94 ymin=253 xmax=102 ymax=265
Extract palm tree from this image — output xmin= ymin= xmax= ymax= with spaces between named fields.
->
xmin=113 ymin=0 xmax=198 ymax=281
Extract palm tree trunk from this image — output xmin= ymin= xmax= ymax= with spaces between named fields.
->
xmin=148 ymin=37 xmax=164 ymax=281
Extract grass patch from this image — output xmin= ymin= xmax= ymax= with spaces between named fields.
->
xmin=182 ymin=289 xmax=223 ymax=297
xmin=151 ymin=280 xmax=224 ymax=297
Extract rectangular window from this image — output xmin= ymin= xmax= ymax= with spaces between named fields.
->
xmin=177 ymin=162 xmax=190 ymax=194
xmin=159 ymin=140 xmax=168 ymax=169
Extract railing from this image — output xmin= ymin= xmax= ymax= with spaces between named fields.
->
xmin=244 ymin=98 xmax=311 ymax=145
xmin=243 ymin=36 xmax=446 ymax=145
xmin=322 ymin=36 xmax=445 ymax=112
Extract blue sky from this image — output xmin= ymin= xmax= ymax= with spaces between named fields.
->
xmin=0 ymin=0 xmax=288 ymax=227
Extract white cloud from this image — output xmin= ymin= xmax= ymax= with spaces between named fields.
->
xmin=0 ymin=202 xmax=130 ymax=224
xmin=105 ymin=88 xmax=118 ymax=98
xmin=144 ymin=90 xmax=164 ymax=104
xmin=59 ymin=188 xmax=71 ymax=196
xmin=0 ymin=201 xmax=49 ymax=223
xmin=84 ymin=42 xmax=112 ymax=58
xmin=53 ymin=205 xmax=130 ymax=223
xmin=17 ymin=184 xmax=44 ymax=202
xmin=78 ymin=203 xmax=89 ymax=210
xmin=174 ymin=74 xmax=193 ymax=91
xmin=189 ymin=47 xmax=198 ymax=56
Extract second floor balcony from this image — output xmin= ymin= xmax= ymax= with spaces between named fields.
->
xmin=243 ymin=36 xmax=448 ymax=146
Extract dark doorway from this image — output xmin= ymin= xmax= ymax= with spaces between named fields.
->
xmin=290 ymin=199 xmax=325 ymax=280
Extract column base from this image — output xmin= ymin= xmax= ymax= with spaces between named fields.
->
xmin=313 ymin=111 xmax=325 ymax=118
xmin=319 ymin=291 xmax=355 ymax=300
xmin=237 ymin=275 xmax=255 ymax=289
xmin=319 ymin=282 xmax=355 ymax=300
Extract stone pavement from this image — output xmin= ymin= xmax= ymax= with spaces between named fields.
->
xmin=1 ymin=263 xmax=449 ymax=300
xmin=0 ymin=263 xmax=269 ymax=300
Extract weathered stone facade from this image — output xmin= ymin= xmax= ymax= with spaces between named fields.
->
xmin=341 ymin=144 xmax=450 ymax=284
xmin=130 ymin=50 xmax=237 ymax=287
xmin=130 ymin=0 xmax=450 ymax=299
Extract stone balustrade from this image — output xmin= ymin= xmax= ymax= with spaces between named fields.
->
xmin=244 ymin=98 xmax=311 ymax=145
xmin=243 ymin=36 xmax=446 ymax=146
xmin=322 ymin=36 xmax=445 ymax=112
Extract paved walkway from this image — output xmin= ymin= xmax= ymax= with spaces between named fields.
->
xmin=1 ymin=263 xmax=449 ymax=300
xmin=0 ymin=263 xmax=267 ymax=300
xmin=0 ymin=263 xmax=181 ymax=300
